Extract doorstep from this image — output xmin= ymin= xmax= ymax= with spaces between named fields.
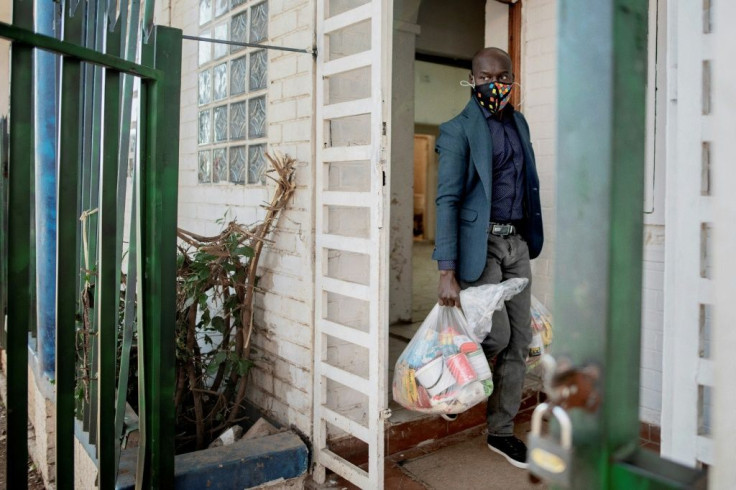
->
xmin=326 ymin=389 xmax=545 ymax=468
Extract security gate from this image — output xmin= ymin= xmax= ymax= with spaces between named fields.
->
xmin=1 ymin=1 xmax=181 ymax=487
xmin=312 ymin=0 xmax=392 ymax=487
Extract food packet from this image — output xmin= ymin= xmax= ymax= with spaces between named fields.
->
xmin=392 ymin=305 xmax=493 ymax=414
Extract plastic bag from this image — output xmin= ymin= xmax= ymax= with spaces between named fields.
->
xmin=527 ymin=295 xmax=553 ymax=369
xmin=392 ymin=304 xmax=493 ymax=414
xmin=459 ymin=278 xmax=529 ymax=343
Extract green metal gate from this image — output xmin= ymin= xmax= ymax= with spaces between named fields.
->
xmin=0 ymin=0 xmax=181 ymax=487
xmin=530 ymin=0 xmax=708 ymax=488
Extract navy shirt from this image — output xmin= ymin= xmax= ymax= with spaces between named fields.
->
xmin=482 ymin=103 xmax=525 ymax=222
xmin=437 ymin=103 xmax=526 ymax=271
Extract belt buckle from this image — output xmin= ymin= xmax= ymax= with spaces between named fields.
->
xmin=491 ymin=223 xmax=513 ymax=236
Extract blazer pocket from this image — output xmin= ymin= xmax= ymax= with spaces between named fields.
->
xmin=460 ymin=208 xmax=478 ymax=222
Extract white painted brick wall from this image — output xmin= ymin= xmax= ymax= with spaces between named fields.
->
xmin=165 ymin=0 xmax=316 ymax=436
xmin=521 ymin=0 xmax=557 ymax=309
xmin=522 ymin=1 xmax=665 ymax=427
xmin=640 ymin=225 xmax=665 ymax=424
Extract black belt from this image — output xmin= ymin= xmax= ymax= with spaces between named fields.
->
xmin=489 ymin=222 xmax=520 ymax=236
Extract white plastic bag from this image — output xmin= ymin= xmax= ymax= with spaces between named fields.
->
xmin=527 ymin=295 xmax=553 ymax=369
xmin=459 ymin=278 xmax=529 ymax=343
xmin=392 ymin=305 xmax=493 ymax=414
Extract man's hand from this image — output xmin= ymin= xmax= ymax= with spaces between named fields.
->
xmin=437 ymin=270 xmax=461 ymax=307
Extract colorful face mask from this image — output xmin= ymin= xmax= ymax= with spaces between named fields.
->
xmin=471 ymin=81 xmax=512 ymax=114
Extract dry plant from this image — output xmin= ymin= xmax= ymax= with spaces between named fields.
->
xmin=174 ymin=151 xmax=296 ymax=450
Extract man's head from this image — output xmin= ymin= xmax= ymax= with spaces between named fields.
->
xmin=470 ymin=47 xmax=513 ymax=86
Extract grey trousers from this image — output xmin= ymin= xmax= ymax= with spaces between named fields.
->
xmin=461 ymin=234 xmax=532 ymax=437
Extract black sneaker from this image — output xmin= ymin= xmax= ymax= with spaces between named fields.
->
xmin=487 ymin=435 xmax=528 ymax=469
xmin=440 ymin=413 xmax=458 ymax=421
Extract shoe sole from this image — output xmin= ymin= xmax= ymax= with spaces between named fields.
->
xmin=487 ymin=443 xmax=529 ymax=469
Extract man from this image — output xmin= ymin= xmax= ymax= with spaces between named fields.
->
xmin=432 ymin=47 xmax=543 ymax=469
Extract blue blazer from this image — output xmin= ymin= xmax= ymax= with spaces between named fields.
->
xmin=432 ymin=100 xmax=544 ymax=283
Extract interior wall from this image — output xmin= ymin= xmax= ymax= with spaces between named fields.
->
xmin=414 ymin=61 xmax=470 ymax=126
xmin=415 ymin=0 xmax=485 ymax=60
xmin=485 ymin=0 xmax=509 ymax=50
xmin=390 ymin=14 xmax=421 ymax=323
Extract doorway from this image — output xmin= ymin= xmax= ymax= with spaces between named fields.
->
xmin=388 ymin=0 xmax=521 ymax=411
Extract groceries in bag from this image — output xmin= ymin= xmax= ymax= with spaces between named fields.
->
xmin=392 ymin=304 xmax=494 ymax=414
xmin=527 ymin=295 xmax=553 ymax=369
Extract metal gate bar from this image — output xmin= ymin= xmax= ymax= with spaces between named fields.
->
xmin=56 ymin=0 xmax=85 ymax=486
xmin=555 ymin=0 xmax=704 ymax=487
xmin=1 ymin=11 xmax=181 ymax=488
xmin=5 ymin=0 xmax=33 ymax=486
xmin=97 ymin=16 xmax=123 ymax=490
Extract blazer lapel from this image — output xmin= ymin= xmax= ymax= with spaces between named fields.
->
xmin=464 ymin=100 xmax=492 ymax=200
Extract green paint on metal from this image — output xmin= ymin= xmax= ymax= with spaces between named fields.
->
xmin=98 ymin=19 xmax=123 ymax=490
xmin=0 ymin=117 xmax=8 ymax=349
xmin=611 ymin=448 xmax=706 ymax=489
xmin=4 ymin=4 xmax=182 ymax=487
xmin=0 ymin=21 xmax=162 ymax=80
xmin=81 ymin=0 xmax=98 ymax=439
xmin=555 ymin=1 xmax=706 ymax=488
xmin=142 ymin=0 xmax=155 ymax=40
xmin=6 ymin=0 xmax=34 ymax=485
xmin=55 ymin=1 xmax=85 ymax=486
xmin=134 ymin=81 xmax=149 ymax=490
xmin=135 ymin=26 xmax=181 ymax=489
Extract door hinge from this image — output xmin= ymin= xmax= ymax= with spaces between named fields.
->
xmin=382 ymin=170 xmax=386 ymax=186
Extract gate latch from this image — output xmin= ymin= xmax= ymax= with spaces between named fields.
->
xmin=541 ymin=354 xmax=601 ymax=412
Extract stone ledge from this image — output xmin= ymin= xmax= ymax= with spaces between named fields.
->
xmin=116 ymin=430 xmax=309 ymax=490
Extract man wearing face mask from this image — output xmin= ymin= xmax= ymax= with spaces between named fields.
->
xmin=432 ymin=47 xmax=543 ymax=469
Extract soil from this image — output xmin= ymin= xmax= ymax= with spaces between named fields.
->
xmin=0 ymin=398 xmax=46 ymax=489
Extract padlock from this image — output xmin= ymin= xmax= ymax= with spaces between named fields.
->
xmin=527 ymin=402 xmax=573 ymax=487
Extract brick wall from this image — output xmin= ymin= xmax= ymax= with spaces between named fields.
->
xmin=521 ymin=0 xmax=556 ymax=308
xmin=640 ymin=225 xmax=665 ymax=425
xmin=521 ymin=0 xmax=664 ymax=428
xmin=162 ymin=0 xmax=316 ymax=436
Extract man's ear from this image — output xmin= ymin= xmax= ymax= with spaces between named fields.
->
xmin=468 ymin=72 xmax=474 ymax=84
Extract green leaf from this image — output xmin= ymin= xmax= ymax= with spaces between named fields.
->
xmin=213 ymin=351 xmax=227 ymax=365
xmin=197 ymin=267 xmax=210 ymax=281
xmin=211 ymin=316 xmax=225 ymax=332
xmin=236 ymin=359 xmax=253 ymax=376
xmin=234 ymin=246 xmax=254 ymax=257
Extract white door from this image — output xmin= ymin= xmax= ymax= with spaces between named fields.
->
xmin=312 ymin=0 xmax=392 ymax=488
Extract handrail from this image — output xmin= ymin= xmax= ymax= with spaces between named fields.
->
xmin=0 ymin=21 xmax=162 ymax=79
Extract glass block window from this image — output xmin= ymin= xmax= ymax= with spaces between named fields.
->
xmin=198 ymin=150 xmax=212 ymax=183
xmin=198 ymin=0 xmax=269 ymax=186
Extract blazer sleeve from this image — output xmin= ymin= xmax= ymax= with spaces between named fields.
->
xmin=432 ymin=119 xmax=470 ymax=263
